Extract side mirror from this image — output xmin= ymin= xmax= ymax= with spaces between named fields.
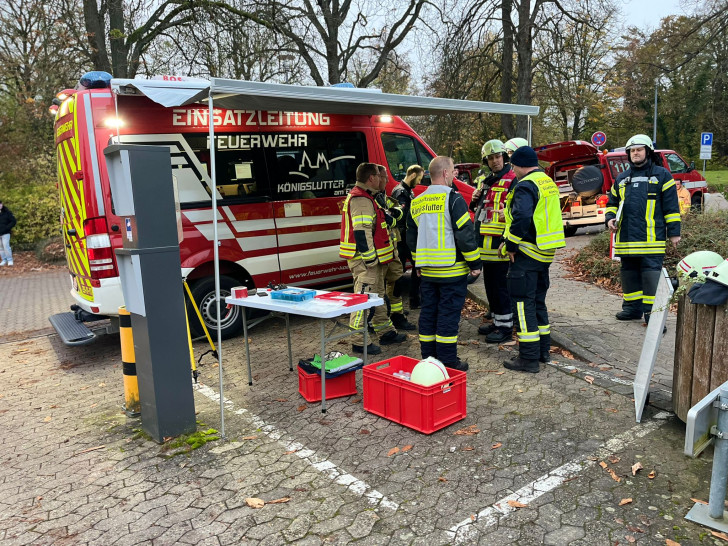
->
xmin=687 ymin=161 xmax=695 ymax=172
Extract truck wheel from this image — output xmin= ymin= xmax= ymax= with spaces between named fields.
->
xmin=691 ymin=193 xmax=702 ymax=212
xmin=564 ymin=225 xmax=579 ymax=237
xmin=187 ymin=275 xmax=243 ymax=340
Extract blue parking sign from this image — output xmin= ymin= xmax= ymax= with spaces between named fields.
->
xmin=701 ymin=132 xmax=713 ymax=146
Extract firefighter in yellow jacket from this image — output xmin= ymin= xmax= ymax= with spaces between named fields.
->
xmin=340 ymin=163 xmax=407 ymax=355
xmin=500 ymin=146 xmax=565 ymax=373
xmin=407 ymin=156 xmax=482 ymax=371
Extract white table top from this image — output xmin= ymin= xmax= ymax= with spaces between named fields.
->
xmin=226 ymin=289 xmax=384 ymax=319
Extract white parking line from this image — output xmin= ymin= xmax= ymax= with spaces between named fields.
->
xmin=447 ymin=411 xmax=671 ymax=543
xmin=194 ymin=383 xmax=399 ymax=511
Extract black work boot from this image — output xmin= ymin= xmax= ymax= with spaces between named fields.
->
xmin=485 ymin=328 xmax=512 ymax=344
xmin=391 ymin=313 xmax=416 ymax=331
xmin=444 ymin=359 xmax=469 ymax=372
xmin=615 ymin=310 xmax=642 ymax=321
xmin=379 ymin=330 xmax=407 ymax=345
xmin=503 ymin=357 xmax=540 ymax=373
xmin=352 ymin=343 xmax=381 ymax=355
xmin=478 ymin=323 xmax=497 ymax=335
xmin=539 ymin=354 xmax=551 ymax=364
xmin=409 ymin=298 xmax=421 ymax=310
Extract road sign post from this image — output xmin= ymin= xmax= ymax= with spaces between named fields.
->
xmin=701 ymin=132 xmax=713 ymax=174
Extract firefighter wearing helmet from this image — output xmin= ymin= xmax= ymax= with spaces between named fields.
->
xmin=469 ymin=139 xmax=516 ymax=343
xmin=605 ymin=134 xmax=681 ymax=324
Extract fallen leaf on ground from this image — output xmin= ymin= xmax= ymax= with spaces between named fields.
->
xmin=665 ymin=539 xmax=681 ymax=546
xmin=98 ymin=382 xmax=105 ymax=387
xmin=691 ymin=498 xmax=708 ymax=505
xmin=608 ymin=469 xmax=621 ymax=482
xmin=267 ymin=497 xmax=291 ymax=504
xmin=562 ymin=350 xmax=575 ymax=359
xmin=438 ymin=477 xmax=447 ymax=482
xmin=606 ymin=408 xmax=619 ymax=413
xmin=619 ymin=498 xmax=632 ymax=506
xmin=599 ymin=461 xmax=608 ymax=469
xmin=585 ymin=376 xmax=595 ymax=385
xmin=626 ymin=535 xmax=636 ymax=543
xmin=648 ymin=471 xmax=656 ymax=479
xmin=242 ymin=435 xmax=258 ymax=440
xmin=283 ymin=450 xmax=298 ymax=455
xmin=388 ymin=447 xmax=399 ymax=456
xmin=359 ymin=429 xmax=371 ymax=435
xmin=462 ymin=446 xmax=474 ymax=451
xmin=507 ymin=500 xmax=528 ymax=508
xmin=350 ymin=398 xmax=362 ymax=404
xmin=491 ymin=442 xmax=503 ymax=450
xmin=632 ymin=462 xmax=643 ymax=476
xmin=43 ymin=416 xmax=51 ymax=422
xmin=401 ymin=445 xmax=413 ymax=452
xmin=470 ymin=514 xmax=476 ymax=521
xmin=495 ymin=372 xmax=505 ymax=375
xmin=627 ymin=525 xmax=644 ymax=533
xmin=570 ymin=369 xmax=578 ymax=374
xmin=245 ymin=498 xmax=265 ymax=509
xmin=501 ymin=341 xmax=517 ymax=346
xmin=454 ymin=425 xmax=480 ymax=435
xmin=713 ymin=531 xmax=728 ymax=542
xmin=608 ymin=455 xmax=620 ymax=464
xmin=297 ymin=405 xmax=307 ymax=412
xmin=90 ymin=403 xmax=97 ymax=409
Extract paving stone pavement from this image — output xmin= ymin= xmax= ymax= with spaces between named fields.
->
xmin=0 ymin=244 xmax=724 ymax=545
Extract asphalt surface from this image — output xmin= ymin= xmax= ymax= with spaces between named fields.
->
xmin=0 ymin=231 xmax=723 ymax=545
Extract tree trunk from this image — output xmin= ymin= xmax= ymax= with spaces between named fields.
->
xmin=500 ymin=0 xmax=515 ymax=138
xmin=82 ymin=0 xmax=111 ymax=73
xmin=514 ymin=0 xmax=533 ymax=138
xmin=108 ymin=0 xmax=129 ymax=78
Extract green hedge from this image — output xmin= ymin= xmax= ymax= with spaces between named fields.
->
xmin=2 ymin=183 xmax=60 ymax=250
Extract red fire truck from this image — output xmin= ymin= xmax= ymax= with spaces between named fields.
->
xmin=51 ymin=74 xmax=452 ymax=343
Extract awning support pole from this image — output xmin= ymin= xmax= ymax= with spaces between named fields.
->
xmin=208 ymin=91 xmax=226 ymax=440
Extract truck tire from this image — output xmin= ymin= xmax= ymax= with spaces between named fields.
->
xmin=564 ymin=225 xmax=579 ymax=237
xmin=187 ymin=275 xmax=243 ymax=340
xmin=691 ymin=192 xmax=702 ymax=211
xmin=571 ymin=165 xmax=603 ymax=197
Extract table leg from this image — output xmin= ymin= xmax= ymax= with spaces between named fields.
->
xmin=286 ymin=313 xmax=293 ymax=371
xmin=242 ymin=308 xmax=252 ymax=386
xmin=363 ymin=317 xmax=369 ymax=365
xmin=320 ymin=319 xmax=327 ymax=413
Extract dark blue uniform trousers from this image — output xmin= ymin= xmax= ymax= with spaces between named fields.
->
xmin=507 ymin=253 xmax=551 ymax=361
xmin=619 ymin=255 xmax=664 ymax=319
xmin=418 ymin=276 xmax=468 ymax=365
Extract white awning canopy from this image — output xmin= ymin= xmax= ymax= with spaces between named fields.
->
xmin=110 ymin=77 xmax=540 ymax=117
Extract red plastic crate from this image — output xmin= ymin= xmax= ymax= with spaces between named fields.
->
xmin=298 ymin=367 xmax=357 ymax=402
xmin=363 ymin=355 xmax=467 ymax=434
xmin=314 ymin=291 xmax=369 ymax=306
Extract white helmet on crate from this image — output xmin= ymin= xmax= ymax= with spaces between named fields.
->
xmin=677 ymin=251 xmax=725 ymax=281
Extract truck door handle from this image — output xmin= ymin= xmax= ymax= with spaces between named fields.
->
xmin=67 ymin=229 xmax=77 ymax=237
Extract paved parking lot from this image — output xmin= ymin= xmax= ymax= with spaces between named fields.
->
xmin=0 ymin=238 xmax=722 ymax=545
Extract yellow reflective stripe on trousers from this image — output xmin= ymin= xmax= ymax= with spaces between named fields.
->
xmin=419 ymin=334 xmax=435 ymax=342
xmin=642 ymin=295 xmax=655 ymax=304
xmin=372 ymin=319 xmax=394 ymax=332
xmin=623 ymin=291 xmax=643 ymax=301
xmin=421 ymin=262 xmax=470 ymax=278
xmin=436 ymin=334 xmax=458 ymax=344
xmin=517 ymin=331 xmax=540 ymax=342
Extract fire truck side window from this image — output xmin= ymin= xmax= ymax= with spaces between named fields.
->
xmin=664 ymin=153 xmax=687 ymax=174
xmin=267 ymin=132 xmax=367 ymax=200
xmin=381 ymin=133 xmax=434 ymax=182
xmin=185 ymin=134 xmax=271 ymax=202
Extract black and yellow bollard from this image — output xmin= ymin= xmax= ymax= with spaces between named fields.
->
xmin=119 ymin=306 xmax=141 ymax=417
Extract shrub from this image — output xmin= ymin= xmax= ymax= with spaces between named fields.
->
xmin=34 ymin=235 xmax=65 ymax=263
xmin=1 ymin=183 xmax=60 ymax=250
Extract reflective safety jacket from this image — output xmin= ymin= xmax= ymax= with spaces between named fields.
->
xmin=504 ymin=170 xmax=566 ymax=263
xmin=604 ymin=160 xmax=681 ymax=256
xmin=340 ymin=183 xmax=394 ymax=265
xmin=470 ymin=166 xmax=516 ymax=262
xmin=376 ymin=193 xmax=404 ymax=244
xmin=406 ymin=185 xmax=481 ymax=281
xmin=391 ymin=181 xmax=415 ymax=241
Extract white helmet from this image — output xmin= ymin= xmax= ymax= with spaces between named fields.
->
xmin=708 ymin=259 xmax=728 ymax=287
xmin=677 ymin=251 xmax=725 ymax=281
xmin=625 ymin=134 xmax=654 ymax=151
xmin=504 ymin=137 xmax=528 ymax=155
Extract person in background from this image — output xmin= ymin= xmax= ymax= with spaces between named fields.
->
xmin=504 ymin=137 xmax=529 ymax=158
xmin=676 ymin=179 xmax=691 ymax=216
xmin=339 ymin=163 xmax=407 ymax=355
xmin=376 ymin=164 xmax=416 ymax=331
xmin=500 ymin=146 xmax=565 ymax=373
xmin=469 ymin=140 xmax=516 ymax=343
xmin=391 ymin=165 xmax=425 ymax=308
xmin=0 ymin=199 xmax=17 ymax=266
xmin=605 ymin=134 xmax=681 ymax=324
xmin=407 ymin=156 xmax=481 ymax=372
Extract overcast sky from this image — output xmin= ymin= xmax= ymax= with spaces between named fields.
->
xmin=618 ymin=0 xmax=691 ymax=29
